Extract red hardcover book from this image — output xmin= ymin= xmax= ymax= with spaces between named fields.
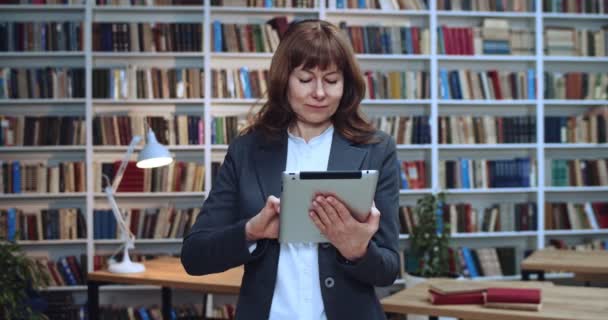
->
xmin=429 ymin=289 xmax=485 ymax=305
xmin=485 ymin=288 xmax=541 ymax=304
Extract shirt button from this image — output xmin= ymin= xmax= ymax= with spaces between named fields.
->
xmin=321 ymin=243 xmax=331 ymax=249
xmin=324 ymin=277 xmax=335 ymax=288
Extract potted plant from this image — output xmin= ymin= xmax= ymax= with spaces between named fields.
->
xmin=405 ymin=192 xmax=451 ymax=282
xmin=0 ymin=238 xmax=50 ymax=320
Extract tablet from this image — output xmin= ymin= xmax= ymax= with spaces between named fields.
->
xmin=279 ymin=170 xmax=378 ymax=243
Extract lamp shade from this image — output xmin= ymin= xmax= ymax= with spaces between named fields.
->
xmin=136 ymin=129 xmax=173 ymax=169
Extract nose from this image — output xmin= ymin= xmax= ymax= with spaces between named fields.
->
xmin=311 ymin=78 xmax=326 ymax=99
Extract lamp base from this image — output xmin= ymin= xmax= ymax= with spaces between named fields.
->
xmin=108 ymin=260 xmax=146 ymax=274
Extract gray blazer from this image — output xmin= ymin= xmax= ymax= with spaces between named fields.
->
xmin=181 ymin=129 xmax=400 ymax=320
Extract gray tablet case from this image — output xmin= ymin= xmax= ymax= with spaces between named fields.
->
xmin=279 ymin=170 xmax=378 ymax=243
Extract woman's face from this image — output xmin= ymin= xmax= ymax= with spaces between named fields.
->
xmin=287 ymin=64 xmax=344 ymax=129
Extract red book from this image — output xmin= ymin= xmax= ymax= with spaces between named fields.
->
xmin=485 ymin=288 xmax=541 ymax=304
xmin=429 ymin=289 xmax=485 ymax=305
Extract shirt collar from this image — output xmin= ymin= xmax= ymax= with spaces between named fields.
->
xmin=287 ymin=125 xmax=334 ymax=146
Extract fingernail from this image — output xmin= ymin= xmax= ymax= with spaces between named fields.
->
xmin=313 ymin=200 xmax=318 ymax=207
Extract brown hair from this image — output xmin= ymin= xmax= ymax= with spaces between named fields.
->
xmin=244 ymin=19 xmax=377 ymax=144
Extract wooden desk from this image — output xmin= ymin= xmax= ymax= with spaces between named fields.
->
xmin=87 ymin=257 xmax=242 ymax=320
xmin=381 ymin=279 xmax=608 ymax=320
xmin=521 ymin=249 xmax=608 ymax=284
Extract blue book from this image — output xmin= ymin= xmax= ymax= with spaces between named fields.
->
xmin=461 ymin=247 xmax=479 ymax=277
xmin=7 ymin=208 xmax=16 ymax=241
xmin=94 ymin=210 xmax=100 ymax=239
xmin=448 ymin=71 xmax=462 ymax=99
xmin=213 ymin=21 xmax=223 ymax=52
xmin=138 ymin=307 xmax=151 ymax=320
xmin=404 ymin=28 xmax=414 ymax=55
xmin=399 ymin=161 xmax=408 ymax=189
xmin=527 ymin=69 xmax=535 ymax=99
xmin=437 ymin=27 xmax=445 ymax=54
xmin=357 ymin=0 xmax=365 ymax=8
xmin=239 ymin=67 xmax=252 ymax=99
xmin=211 ymin=118 xmax=216 ymax=144
xmin=435 ymin=200 xmax=444 ymax=235
xmin=264 ymin=0 xmax=272 ymax=7
xmin=439 ymin=69 xmax=451 ymax=99
xmin=336 ymin=0 xmax=345 ymax=9
xmin=59 ymin=257 xmax=77 ymax=285
xmin=460 ymin=158 xmax=470 ymax=189
xmin=12 ymin=161 xmax=21 ymax=193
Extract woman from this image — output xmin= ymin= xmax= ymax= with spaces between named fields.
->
xmin=181 ymin=19 xmax=400 ymax=320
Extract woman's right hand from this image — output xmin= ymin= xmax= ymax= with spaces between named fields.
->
xmin=245 ymin=195 xmax=280 ymax=241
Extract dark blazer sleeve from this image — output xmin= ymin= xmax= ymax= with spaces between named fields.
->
xmin=337 ymin=134 xmax=400 ymax=286
xmin=181 ymin=139 xmax=262 ymax=275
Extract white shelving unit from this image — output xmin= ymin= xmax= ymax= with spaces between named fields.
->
xmin=1 ymin=0 xmax=607 ymax=296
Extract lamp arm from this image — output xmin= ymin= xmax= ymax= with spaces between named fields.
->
xmin=112 ymin=135 xmax=142 ymax=191
xmin=104 ymin=185 xmax=135 ymax=247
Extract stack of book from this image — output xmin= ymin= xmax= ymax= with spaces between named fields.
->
xmin=428 ymin=282 xmax=542 ymax=311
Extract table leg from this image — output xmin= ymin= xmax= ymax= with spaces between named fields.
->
xmin=429 ymin=316 xmax=438 ymax=320
xmin=162 ymin=287 xmax=172 ymax=320
xmin=538 ymin=271 xmax=545 ymax=281
xmin=202 ymin=293 xmax=208 ymax=320
xmin=87 ymin=281 xmax=100 ymax=320
xmin=522 ymin=270 xmax=530 ymax=281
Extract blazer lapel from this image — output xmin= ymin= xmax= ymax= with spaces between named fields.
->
xmin=253 ymin=131 xmax=288 ymax=202
xmin=327 ymin=131 xmax=368 ymax=171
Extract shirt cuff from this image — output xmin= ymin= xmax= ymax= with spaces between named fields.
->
xmin=247 ymin=241 xmax=257 ymax=253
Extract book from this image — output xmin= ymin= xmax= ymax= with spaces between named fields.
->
xmin=484 ymin=302 xmax=542 ymax=311
xmin=429 ymin=281 xmax=487 ymax=295
xmin=428 ymin=289 xmax=485 ymax=305
xmin=485 ymin=287 xmax=542 ymax=304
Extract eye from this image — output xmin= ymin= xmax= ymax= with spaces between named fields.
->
xmin=299 ymin=78 xmax=312 ymax=83
xmin=325 ymin=79 xmax=338 ymax=84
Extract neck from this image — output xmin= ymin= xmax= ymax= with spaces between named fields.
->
xmin=289 ymin=121 xmax=332 ymax=142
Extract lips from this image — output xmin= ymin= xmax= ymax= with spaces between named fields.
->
xmin=306 ymin=104 xmax=327 ymax=109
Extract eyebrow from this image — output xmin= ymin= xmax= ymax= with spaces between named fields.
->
xmin=300 ymin=69 xmax=340 ymax=76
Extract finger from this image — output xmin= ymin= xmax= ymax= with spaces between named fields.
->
xmin=317 ymin=196 xmax=341 ymax=224
xmin=312 ymin=198 xmax=332 ymax=226
xmin=267 ymin=196 xmax=281 ymax=214
xmin=327 ymin=196 xmax=352 ymax=223
xmin=309 ymin=211 xmax=326 ymax=234
xmin=367 ymin=206 xmax=381 ymax=225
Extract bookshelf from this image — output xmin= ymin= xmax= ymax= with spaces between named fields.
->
xmin=1 ymin=0 xmax=607 ymax=311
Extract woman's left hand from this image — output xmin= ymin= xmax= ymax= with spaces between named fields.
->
xmin=309 ymin=195 xmax=381 ymax=261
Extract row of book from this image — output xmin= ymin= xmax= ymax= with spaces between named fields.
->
xmin=0 ymin=68 xmax=85 ymax=99
xmin=94 ymin=161 xmax=205 ymax=192
xmin=95 ymin=0 xmax=203 ymax=5
xmin=211 ymin=68 xmax=268 ymax=99
xmin=545 ymin=109 xmax=608 ymax=143
xmin=94 ymin=207 xmax=199 ymax=239
xmin=369 ymin=115 xmax=431 ymax=145
xmin=96 ymin=304 xmax=211 ymax=320
xmin=439 ymin=158 xmax=536 ymax=189
xmin=334 ymin=0 xmax=427 ymax=9
xmin=0 ymin=22 xmax=83 ymax=52
xmin=399 ymin=160 xmax=427 ymax=189
xmin=545 ymin=202 xmax=608 ymax=230
xmin=543 ymin=0 xmax=608 ymax=13
xmin=214 ymin=0 xmax=314 ymax=7
xmin=338 ymin=24 xmax=429 ymax=55
xmin=438 ymin=22 xmax=533 ymax=55
xmin=93 ymin=23 xmax=203 ymax=52
xmin=211 ymin=116 xmax=247 ymax=145
xmin=93 ymin=115 xmax=203 ymax=146
xmin=544 ymin=72 xmax=608 ymax=100
xmin=36 ymin=255 xmax=86 ymax=286
xmin=439 ymin=69 xmax=536 ymax=100
xmin=365 ymin=70 xmax=430 ymax=99
xmin=1 ymin=161 xmax=85 ymax=194
xmin=545 ymin=27 xmax=608 ymax=57
xmin=550 ymin=158 xmax=608 ymax=187
xmin=548 ymin=238 xmax=608 ymax=250
xmin=439 ymin=116 xmax=536 ymax=144
xmin=399 ymin=202 xmax=538 ymax=234
xmin=0 ymin=208 xmax=85 ymax=241
xmin=92 ymin=68 xmax=205 ymax=99
xmin=0 ymin=0 xmax=83 ymax=4
xmin=0 ymin=115 xmax=85 ymax=146
xmin=212 ymin=19 xmax=284 ymax=53
xmin=438 ymin=0 xmax=533 ymax=12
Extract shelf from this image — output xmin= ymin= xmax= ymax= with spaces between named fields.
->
xmin=92 ymin=5 xmax=204 ymax=12
xmin=544 ymin=186 xmax=608 ymax=192
xmin=470 ymin=275 xmax=523 ymax=281
xmin=0 ymin=52 xmax=84 ymax=58
xmin=0 ymin=146 xmax=86 ymax=152
xmin=42 ymin=285 xmax=87 ymax=292
xmin=362 ymin=99 xmax=432 ymax=105
xmin=94 ymin=145 xmax=204 ymax=152
xmin=396 ymin=144 xmax=432 ymax=150
xmin=211 ymin=52 xmax=272 ymax=59
xmin=95 ymin=238 xmax=183 ymax=244
xmin=543 ymin=100 xmax=608 ymax=106
xmin=0 ymin=193 xmax=86 ymax=199
xmin=543 ymin=13 xmax=608 ymax=20
xmin=16 ymin=240 xmax=87 ymax=245
xmin=399 ymin=189 xmax=432 ymax=195
xmin=0 ymin=4 xmax=85 ymax=11
xmin=210 ymin=6 xmax=317 ymax=14
xmin=0 ymin=99 xmax=86 ymax=105
xmin=451 ymin=231 xmax=537 ymax=238
xmin=325 ymin=9 xmax=429 ymax=16
xmin=438 ymin=100 xmax=537 ymax=105
xmin=438 ymin=55 xmax=536 ymax=62
xmin=437 ymin=10 xmax=535 ymax=18
xmin=93 ymin=192 xmax=206 ymax=198
xmin=92 ymin=5 xmax=204 ymax=22
xmin=398 ymin=234 xmax=409 ymax=240
xmin=93 ymin=52 xmax=205 ymax=58
xmin=544 ymin=143 xmax=608 ymax=149
xmin=356 ymin=54 xmax=431 ymax=60
xmin=445 ymin=188 xmax=537 ymax=194
xmin=93 ymin=99 xmax=205 ymax=105
xmin=544 ymin=56 xmax=608 ymax=63
xmin=439 ymin=144 xmax=537 ymax=150
xmin=544 ymin=229 xmax=608 ymax=236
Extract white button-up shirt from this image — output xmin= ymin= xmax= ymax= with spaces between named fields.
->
xmin=267 ymin=125 xmax=334 ymax=320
